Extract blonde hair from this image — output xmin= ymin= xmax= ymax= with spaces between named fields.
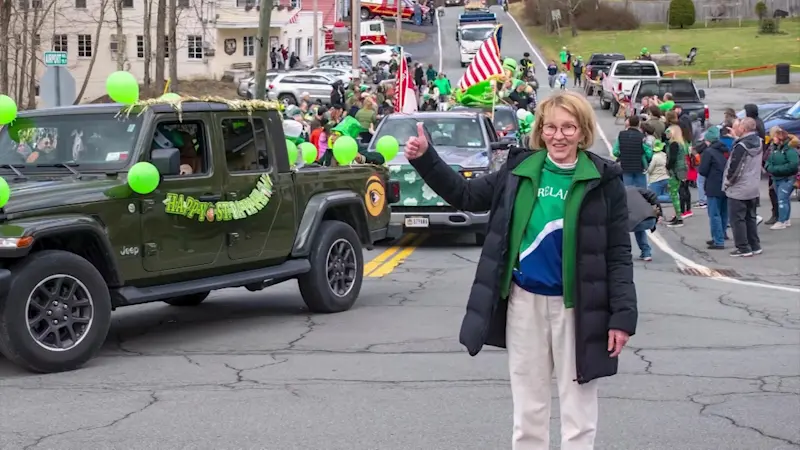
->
xmin=769 ymin=125 xmax=788 ymax=141
xmin=529 ymin=91 xmax=596 ymax=150
xmin=666 ymin=125 xmax=685 ymax=146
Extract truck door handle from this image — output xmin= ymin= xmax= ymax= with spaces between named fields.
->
xmin=198 ymin=194 xmax=221 ymax=202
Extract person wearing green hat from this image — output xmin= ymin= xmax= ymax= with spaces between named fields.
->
xmin=639 ymin=48 xmax=652 ymax=61
xmin=318 ymin=116 xmax=385 ymax=166
xmin=572 ymin=55 xmax=584 ymax=88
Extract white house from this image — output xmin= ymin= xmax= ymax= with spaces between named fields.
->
xmin=4 ymin=0 xmax=325 ymax=103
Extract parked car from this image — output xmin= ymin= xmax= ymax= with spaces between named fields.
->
xmin=237 ymin=73 xmax=278 ymax=99
xmin=266 ymin=72 xmax=338 ymax=105
xmin=360 ymin=45 xmax=396 ymax=67
xmin=599 ymin=60 xmax=661 ymax=116
xmin=0 ymin=101 xmax=399 ymax=373
xmin=369 ymin=111 xmax=505 ymax=244
xmin=737 ymin=102 xmax=794 ymax=122
xmin=764 ymin=100 xmax=800 ymax=145
xmin=309 ymin=67 xmax=352 ymax=83
xmin=584 ymin=52 xmax=625 ymax=95
xmin=317 ymin=52 xmax=373 ymax=75
xmin=628 ymin=78 xmax=708 ymax=125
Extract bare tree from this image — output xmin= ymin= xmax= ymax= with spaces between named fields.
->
xmin=74 ymin=0 xmax=110 ymax=103
xmin=168 ymin=0 xmax=178 ymax=92
xmin=0 ymin=0 xmax=12 ymax=94
xmin=16 ymin=2 xmax=30 ymax=104
xmin=142 ymin=0 xmax=153 ymax=89
xmin=558 ymin=0 xmax=583 ymax=36
xmin=154 ymin=0 xmax=166 ymax=93
xmin=112 ymin=0 xmax=127 ymax=70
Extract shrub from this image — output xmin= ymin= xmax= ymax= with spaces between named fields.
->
xmin=754 ymin=1 xmax=767 ymax=19
xmin=759 ymin=18 xmax=780 ymax=33
xmin=668 ymin=0 xmax=696 ymax=28
xmin=574 ymin=3 xmax=639 ymax=30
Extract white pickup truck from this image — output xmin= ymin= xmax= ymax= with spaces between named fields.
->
xmin=599 ymin=60 xmax=661 ymax=116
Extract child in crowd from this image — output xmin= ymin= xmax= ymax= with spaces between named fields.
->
xmin=557 ymin=71 xmax=568 ymax=90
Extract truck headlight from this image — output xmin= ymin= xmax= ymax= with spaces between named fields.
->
xmin=0 ymin=236 xmax=34 ymax=249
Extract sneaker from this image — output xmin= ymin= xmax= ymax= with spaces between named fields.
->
xmin=694 ymin=202 xmax=708 ymax=209
xmin=707 ymin=244 xmax=725 ymax=250
xmin=765 ymin=216 xmax=778 ymax=225
xmin=681 ymin=211 xmax=693 ymax=219
xmin=752 ymin=248 xmax=763 ymax=255
xmin=770 ymin=222 xmax=787 ymax=230
xmin=756 ymin=215 xmax=764 ymax=226
xmin=730 ymin=249 xmax=753 ymax=257
xmin=725 ymin=234 xmax=730 ymax=240
xmin=706 ymin=239 xmax=714 ymax=245
xmin=786 ymin=220 xmax=791 ymax=227
xmin=639 ymin=255 xmax=653 ymax=262
xmin=667 ymin=217 xmax=684 ymax=228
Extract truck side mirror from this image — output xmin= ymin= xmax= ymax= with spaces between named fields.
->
xmin=151 ymin=148 xmax=181 ymax=176
xmin=698 ymin=89 xmax=705 ymax=99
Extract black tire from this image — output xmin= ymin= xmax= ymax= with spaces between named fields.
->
xmin=278 ymin=93 xmax=297 ymax=105
xmin=163 ymin=291 xmax=210 ymax=307
xmin=298 ymin=220 xmax=364 ymax=313
xmin=475 ymin=233 xmax=486 ymax=246
xmin=460 ymin=62 xmax=466 ymax=68
xmin=600 ymin=94 xmax=611 ymax=110
xmin=610 ymin=99 xmax=620 ymax=116
xmin=0 ymin=250 xmax=111 ymax=373
xmin=360 ymin=7 xmax=371 ymax=20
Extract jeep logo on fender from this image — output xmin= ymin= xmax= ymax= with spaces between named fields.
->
xmin=365 ymin=175 xmax=386 ymax=217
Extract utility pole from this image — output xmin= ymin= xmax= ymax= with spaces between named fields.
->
xmin=351 ymin=0 xmax=361 ymax=81
xmin=395 ymin=0 xmax=401 ymax=45
xmin=254 ymin=0 xmax=274 ymax=100
xmin=312 ymin=0 xmax=319 ymax=65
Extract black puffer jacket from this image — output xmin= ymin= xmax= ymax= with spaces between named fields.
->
xmin=410 ymin=145 xmax=638 ymax=384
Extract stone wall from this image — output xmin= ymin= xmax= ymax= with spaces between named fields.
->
xmin=602 ymin=0 xmax=800 ymax=23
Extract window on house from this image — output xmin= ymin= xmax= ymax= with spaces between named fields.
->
xmin=236 ymin=0 xmax=255 ymax=6
xmin=243 ymin=36 xmax=255 ymax=57
xmin=110 ymin=34 xmax=122 ymax=59
xmin=19 ymin=0 xmax=43 ymax=8
xmin=74 ymin=0 xmax=86 ymax=7
xmin=122 ymin=0 xmax=133 ymax=7
xmin=306 ymin=37 xmax=312 ymax=57
xmin=293 ymin=37 xmax=301 ymax=57
xmin=78 ymin=34 xmax=92 ymax=57
xmin=33 ymin=34 xmax=41 ymax=48
xmin=177 ymin=0 xmax=189 ymax=7
xmin=290 ymin=0 xmax=301 ymax=8
xmin=136 ymin=35 xmax=145 ymax=58
xmin=187 ymin=35 xmax=203 ymax=60
xmin=52 ymin=34 xmax=68 ymax=52
xmin=222 ymin=118 xmax=269 ymax=172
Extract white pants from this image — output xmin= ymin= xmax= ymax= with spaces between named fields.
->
xmin=507 ymin=284 xmax=599 ymax=450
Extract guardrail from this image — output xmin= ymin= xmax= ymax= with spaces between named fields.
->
xmin=662 ymin=64 xmax=800 ymax=88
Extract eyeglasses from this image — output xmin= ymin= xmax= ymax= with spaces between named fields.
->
xmin=541 ymin=123 xmax=578 ymax=137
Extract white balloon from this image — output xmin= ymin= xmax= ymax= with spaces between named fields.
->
xmin=516 ymin=109 xmax=528 ymax=121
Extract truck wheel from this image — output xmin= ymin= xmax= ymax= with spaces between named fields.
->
xmin=360 ymin=7 xmax=372 ymax=20
xmin=279 ymin=93 xmax=297 ymax=105
xmin=600 ymin=95 xmax=611 ymax=110
xmin=475 ymin=233 xmax=486 ymax=246
xmin=0 ymin=250 xmax=111 ymax=373
xmin=298 ymin=220 xmax=364 ymax=313
xmin=163 ymin=292 xmax=210 ymax=307
xmin=610 ymin=99 xmax=620 ymax=116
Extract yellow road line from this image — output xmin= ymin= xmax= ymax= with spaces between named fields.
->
xmin=363 ymin=233 xmax=417 ymax=276
xmin=367 ymin=234 xmax=428 ymax=278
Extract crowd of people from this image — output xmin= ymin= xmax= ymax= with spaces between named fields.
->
xmin=612 ymin=96 xmax=799 ymax=259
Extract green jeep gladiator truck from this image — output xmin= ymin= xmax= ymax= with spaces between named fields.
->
xmin=0 ymin=100 xmax=398 ymax=373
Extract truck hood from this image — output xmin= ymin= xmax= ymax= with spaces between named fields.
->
xmin=2 ymin=177 xmax=126 ymax=214
xmin=459 ymin=40 xmax=483 ymax=53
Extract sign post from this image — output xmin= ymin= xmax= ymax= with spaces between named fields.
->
xmin=40 ymin=52 xmax=76 ymax=108
xmin=550 ymin=9 xmax=561 ymax=36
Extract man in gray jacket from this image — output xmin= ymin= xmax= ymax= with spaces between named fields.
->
xmin=723 ymin=117 xmax=763 ymax=257
xmin=626 ymin=186 xmax=662 ymax=262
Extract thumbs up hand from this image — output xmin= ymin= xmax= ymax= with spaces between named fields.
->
xmin=405 ymin=122 xmax=429 ymax=160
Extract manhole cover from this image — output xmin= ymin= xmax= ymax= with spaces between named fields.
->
xmin=678 ymin=267 xmax=741 ymax=278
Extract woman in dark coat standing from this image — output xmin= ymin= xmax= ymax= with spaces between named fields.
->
xmin=404 ymin=91 xmax=637 ymax=449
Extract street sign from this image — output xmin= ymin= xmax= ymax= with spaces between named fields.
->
xmin=43 ymin=51 xmax=68 ymax=67
xmin=550 ymin=9 xmax=561 ymax=21
xmin=39 ymin=66 xmax=76 ymax=107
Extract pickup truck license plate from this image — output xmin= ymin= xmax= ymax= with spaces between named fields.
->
xmin=404 ymin=216 xmax=429 ymax=228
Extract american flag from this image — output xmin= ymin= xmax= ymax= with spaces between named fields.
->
xmin=457 ymin=28 xmax=503 ymax=91
xmin=394 ymin=49 xmax=418 ymax=113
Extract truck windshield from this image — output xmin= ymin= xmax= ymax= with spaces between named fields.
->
xmin=614 ymin=63 xmax=658 ymax=77
xmin=373 ymin=117 xmax=486 ymax=154
xmin=0 ymin=113 xmax=143 ymax=169
xmin=460 ymin=27 xmax=494 ymax=41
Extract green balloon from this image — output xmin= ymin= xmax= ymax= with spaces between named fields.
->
xmin=160 ymin=93 xmax=181 ymax=102
xmin=524 ymin=112 xmax=534 ymax=125
xmin=299 ymin=142 xmax=317 ymax=164
xmin=106 ymin=71 xmax=139 ymax=105
xmin=7 ymin=117 xmax=33 ymax=143
xmin=127 ymin=162 xmax=160 ymax=194
xmin=375 ymin=135 xmax=399 ymax=162
xmin=333 ymin=136 xmax=358 ymax=165
xmin=286 ymin=139 xmax=299 ymax=165
xmin=0 ymin=94 xmax=18 ymax=125
xmin=0 ymin=177 xmax=10 ymax=208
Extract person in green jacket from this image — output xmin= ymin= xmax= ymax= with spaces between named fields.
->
xmin=664 ymin=124 xmax=690 ymax=227
xmin=318 ymin=116 xmax=385 ymax=166
xmin=426 ymin=64 xmax=437 ymax=83
xmin=433 ymin=73 xmax=452 ymax=106
xmin=764 ymin=128 xmax=800 ymax=229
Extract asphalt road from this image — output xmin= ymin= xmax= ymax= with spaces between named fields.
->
xmin=1 ymin=9 xmax=799 ymax=450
